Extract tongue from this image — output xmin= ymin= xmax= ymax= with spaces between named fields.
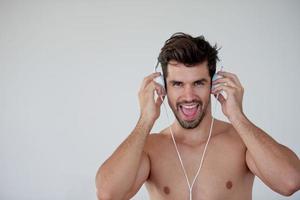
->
xmin=182 ymin=106 xmax=198 ymax=117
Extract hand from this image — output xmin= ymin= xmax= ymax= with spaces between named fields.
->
xmin=211 ymin=71 xmax=244 ymax=120
xmin=138 ymin=72 xmax=166 ymax=123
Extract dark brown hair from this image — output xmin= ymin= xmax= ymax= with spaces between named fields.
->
xmin=158 ymin=32 xmax=219 ymax=84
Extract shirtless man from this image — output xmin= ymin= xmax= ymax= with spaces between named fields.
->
xmin=96 ymin=33 xmax=300 ymax=200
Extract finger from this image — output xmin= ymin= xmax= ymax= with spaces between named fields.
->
xmin=212 ymin=77 xmax=237 ymax=89
xmin=140 ymin=72 xmax=161 ymax=90
xmin=155 ymin=95 xmax=165 ymax=107
xmin=144 ymin=80 xmax=165 ymax=99
xmin=158 ymin=84 xmax=166 ymax=96
xmin=217 ymin=71 xmax=241 ymax=86
xmin=152 ymin=81 xmax=166 ymax=96
xmin=215 ymin=93 xmax=226 ymax=105
xmin=211 ymin=84 xmax=235 ymax=96
xmin=140 ymin=72 xmax=162 ymax=90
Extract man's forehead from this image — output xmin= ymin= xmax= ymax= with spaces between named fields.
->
xmin=167 ymin=61 xmax=210 ymax=80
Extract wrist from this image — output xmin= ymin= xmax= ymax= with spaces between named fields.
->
xmin=228 ymin=110 xmax=246 ymax=125
xmin=138 ymin=114 xmax=156 ymax=132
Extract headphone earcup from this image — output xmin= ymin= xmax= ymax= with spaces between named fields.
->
xmin=211 ymin=73 xmax=221 ymax=90
xmin=154 ymin=75 xmax=165 ymax=90
xmin=211 ymin=73 xmax=227 ymax=99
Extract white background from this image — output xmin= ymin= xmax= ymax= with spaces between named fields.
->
xmin=0 ymin=0 xmax=299 ymax=199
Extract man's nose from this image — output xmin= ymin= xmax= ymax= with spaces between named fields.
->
xmin=183 ymin=85 xmax=195 ymax=102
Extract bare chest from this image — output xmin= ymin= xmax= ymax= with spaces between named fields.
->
xmin=145 ymin=136 xmax=254 ymax=200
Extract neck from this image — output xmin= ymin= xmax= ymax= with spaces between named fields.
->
xmin=171 ymin=109 xmax=213 ymax=146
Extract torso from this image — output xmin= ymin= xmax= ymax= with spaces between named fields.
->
xmin=144 ymin=120 xmax=254 ymax=200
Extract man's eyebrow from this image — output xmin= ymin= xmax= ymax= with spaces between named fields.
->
xmin=169 ymin=80 xmax=183 ymax=83
xmin=168 ymin=78 xmax=209 ymax=82
xmin=194 ymin=78 xmax=209 ymax=83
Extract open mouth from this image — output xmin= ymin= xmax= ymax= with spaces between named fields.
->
xmin=178 ymin=102 xmax=201 ymax=121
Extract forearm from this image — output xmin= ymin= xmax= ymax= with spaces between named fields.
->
xmin=230 ymin=113 xmax=300 ymax=190
xmin=212 ymin=70 xmax=300 ymax=195
xmin=96 ymin=116 xmax=153 ymax=198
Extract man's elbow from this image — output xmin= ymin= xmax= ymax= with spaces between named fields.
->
xmin=95 ymin=170 xmax=127 ymax=200
xmin=280 ymin=174 xmax=300 ymax=196
xmin=95 ymin=177 xmax=115 ymax=200
xmin=280 ymin=185 xmax=298 ymax=196
xmin=96 ymin=187 xmax=113 ymax=200
xmin=95 ymin=168 xmax=113 ymax=200
xmin=96 ymin=186 xmax=129 ymax=200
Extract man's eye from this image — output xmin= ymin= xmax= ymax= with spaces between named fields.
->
xmin=195 ymin=81 xmax=204 ymax=86
xmin=173 ymin=82 xmax=183 ymax=87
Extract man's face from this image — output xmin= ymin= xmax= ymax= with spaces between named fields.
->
xmin=166 ymin=60 xmax=211 ymax=129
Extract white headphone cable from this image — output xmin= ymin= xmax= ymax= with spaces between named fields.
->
xmin=159 ymin=69 xmax=222 ymax=200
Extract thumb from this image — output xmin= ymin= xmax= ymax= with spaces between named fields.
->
xmin=155 ymin=95 xmax=165 ymax=107
xmin=215 ymin=93 xmax=226 ymax=105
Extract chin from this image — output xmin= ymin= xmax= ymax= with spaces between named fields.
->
xmin=176 ymin=112 xmax=205 ymax=129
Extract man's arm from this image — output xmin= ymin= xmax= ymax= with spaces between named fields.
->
xmin=96 ymin=117 xmax=151 ymax=200
xmin=212 ymin=71 xmax=300 ymax=196
xmin=232 ymin=112 xmax=300 ymax=196
xmin=95 ymin=72 xmax=164 ymax=199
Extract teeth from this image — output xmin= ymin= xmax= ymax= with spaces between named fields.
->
xmin=182 ymin=104 xmax=198 ymax=109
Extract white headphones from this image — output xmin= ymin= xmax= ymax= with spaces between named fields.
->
xmin=154 ymin=61 xmax=165 ymax=89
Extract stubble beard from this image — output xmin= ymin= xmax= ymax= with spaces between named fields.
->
xmin=171 ymin=100 xmax=208 ymax=129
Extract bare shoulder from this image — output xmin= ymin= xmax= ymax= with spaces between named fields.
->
xmin=143 ymin=129 xmax=172 ymax=156
xmin=212 ymin=119 xmax=250 ymax=175
xmin=213 ymin=119 xmax=246 ymax=150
